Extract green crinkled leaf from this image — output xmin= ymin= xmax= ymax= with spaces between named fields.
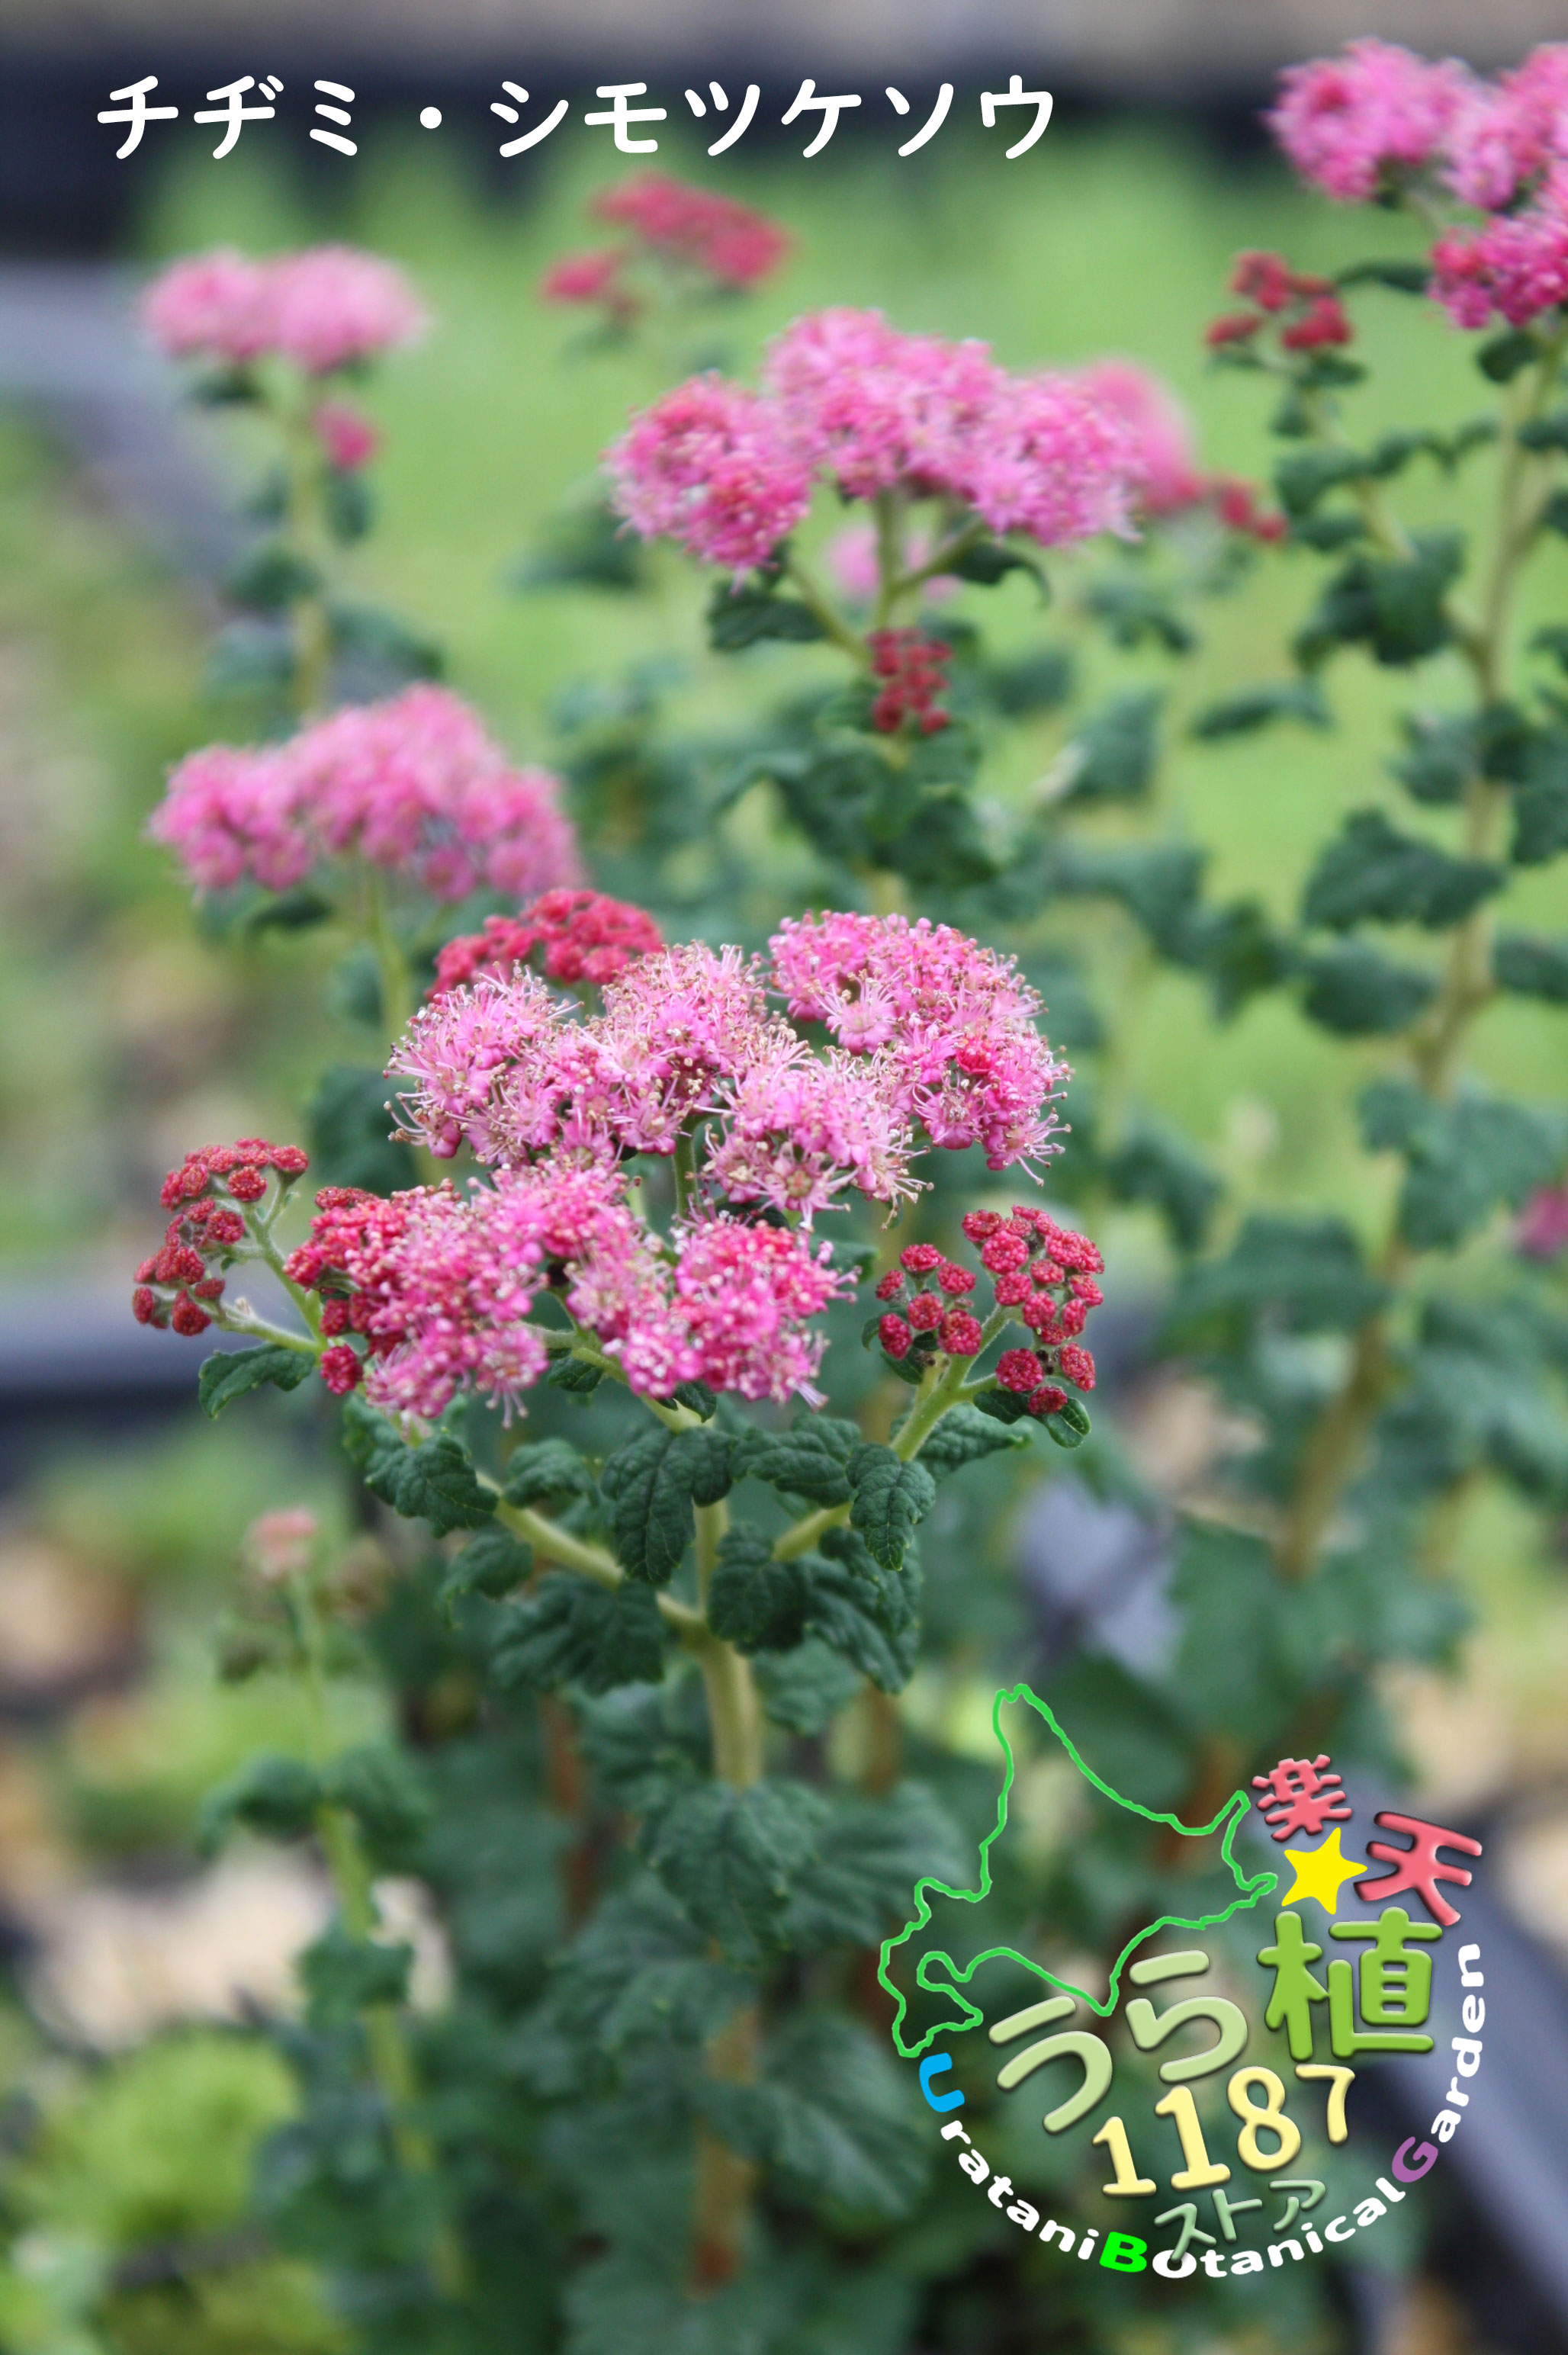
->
xmin=1060 ymin=689 xmax=1163 ymax=800
xmin=577 ymin=1679 xmax=712 ymax=1813
xmin=985 ymin=645 xmax=1075 ymax=715
xmin=752 ymin=1639 xmax=862 ymax=1734
xmin=1361 ymin=1078 xmax=1567 ymax=1250
xmin=1335 ymin=257 xmax=1431 ymax=294
xmin=1082 ymin=577 xmax=1194 ymax=654
xmin=225 ymin=540 xmax=321 ymax=612
xmin=1301 ymin=807 xmax=1504 ymax=931
xmin=503 ymin=1436 xmax=599 ymax=1510
xmin=321 ymin=467 xmax=374 ymax=545
xmin=1053 ymin=838 xmax=1206 ymax=957
xmin=1386 ymin=1297 xmax=1568 ymax=1503
xmin=782 ymin=1783 xmax=969 ymax=1949
xmin=1274 ymin=446 xmax=1371 ymax=518
xmin=1163 ymin=1212 xmax=1389 ymax=1348
xmin=1043 ymin=1654 xmax=1193 ymax=1809
xmin=1181 ymin=897 xmax=1297 ymax=1020
xmin=640 ymin=1779 xmax=826 ymax=1961
xmin=199 ymin=1753 xmax=321 ymax=1852
xmin=509 ymin=493 xmax=647 ymax=593
xmin=1512 ymin=728 xmax=1568 ymax=865
xmin=972 ymin=1383 xmax=1034 ymax=1425
xmin=549 ymin=1351 xmax=606 ymax=1395
xmin=324 ymin=599 xmax=444 ymax=682
xmin=731 ymin=1410 xmax=858 ymax=1507
xmin=1296 ymin=529 xmax=1464 ymax=668
xmin=1044 ymin=1398 xmax=1093 ymax=1449
xmin=1299 ymin=940 xmax=1437 ymax=1035
xmin=489 ymin=1573 xmax=669 ymax=1695
xmin=243 ymin=885 xmax=335 ymax=934
xmin=706 ymin=578 xmax=826 ymax=651
xmin=800 ymin=1550 xmax=921 ymax=1692
xmin=599 ymin=1426 xmax=733 ymax=1586
xmin=1493 ymin=932 xmax=1568 ymax=1001
xmin=1099 ymin=1117 xmax=1222 ymax=1252
xmin=949 ymin=538 xmax=1047 ymax=595
xmin=911 ymin=1402 xmax=1030 ymax=1480
xmin=669 ymin=1378 xmax=718 ymax=1418
xmin=305 ymin=1062 xmax=415 ymax=1196
xmin=537 ymin=1881 xmax=751 ymax=2058
xmin=1189 ymin=678 xmax=1332 ymax=741
xmin=705 ymin=1530 xmax=808 ymax=1654
xmin=846 ymin=1443 xmax=936 ymax=1571
xmin=198 ymin=1345 xmax=314 ymax=1418
xmin=320 ymin=1743 xmax=431 ymax=1862
xmin=439 ymin=1524 xmax=532 ymax=1613
xmin=1478 ymin=327 xmax=1542 ymax=382
xmin=298 ymin=1923 xmax=412 ymax=2027
xmin=342 ymin=1395 xmax=496 ymax=1535
xmin=696 ymin=2016 xmax=930 ymax=2225
xmin=1171 ymin=1523 xmax=1296 ymax=1749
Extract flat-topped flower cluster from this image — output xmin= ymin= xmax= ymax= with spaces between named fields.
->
xmin=542 ymin=171 xmax=789 ymax=323
xmin=151 ymin=686 xmax=580 ymax=903
xmin=143 ymin=243 xmax=426 ymax=375
xmin=1271 ymin=40 xmax=1568 ymax=328
xmin=605 ymin=307 xmax=1149 ymax=573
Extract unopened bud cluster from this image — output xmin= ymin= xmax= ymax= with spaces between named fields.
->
xmin=874 ymin=1206 xmax=1102 ymax=1418
xmin=133 ymin=1140 xmax=309 ymax=1336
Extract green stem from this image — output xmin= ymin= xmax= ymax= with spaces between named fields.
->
xmin=673 ymin=1129 xmax=697 ymax=1222
xmin=493 ymin=1496 xmax=705 ymax=1640
xmin=870 ymin=488 xmax=906 ymax=631
xmin=780 ymin=551 xmax=870 ymax=662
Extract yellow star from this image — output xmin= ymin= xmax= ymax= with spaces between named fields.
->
xmin=1277 ymin=1826 xmax=1367 ymax=1916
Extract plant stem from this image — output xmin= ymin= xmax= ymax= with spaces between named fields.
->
xmin=288 ymin=1569 xmax=464 ymax=2296
xmin=1274 ymin=334 xmax=1564 ymax=1580
xmin=780 ymin=551 xmax=870 ymax=662
xmin=870 ymin=487 xmax=906 ymax=631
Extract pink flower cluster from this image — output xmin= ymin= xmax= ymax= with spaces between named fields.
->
xmin=431 ymin=889 xmax=663 ymax=999
xmin=605 ymin=308 xmax=1143 ymax=572
xmin=874 ymin=1210 xmax=1103 ymax=1415
xmin=132 ymin=1139 xmax=310 ymax=1336
xmin=151 ymin=687 xmax=580 ymax=903
xmin=1517 ymin=1181 xmax=1568 ymax=1259
xmin=542 ymin=172 xmax=789 ymax=321
xmin=768 ymin=912 xmax=1067 ymax=1171
xmin=1271 ymin=41 xmax=1568 ymax=329
xmin=394 ymin=914 xmax=1067 ymax=1216
xmin=283 ymin=1168 xmax=848 ymax=1415
xmin=143 ymin=245 xmax=426 ymax=375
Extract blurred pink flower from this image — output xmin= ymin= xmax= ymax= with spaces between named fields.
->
xmin=141 ymin=249 xmax=274 ymax=365
xmin=1075 ymin=359 xmax=1202 ymax=517
xmin=143 ymin=243 xmax=424 ymax=375
xmin=311 ymin=399 xmax=380 ymax=471
xmin=606 ymin=375 xmax=813 ymax=573
xmin=1518 ymin=1181 xmax=1568 ymax=1260
xmin=1268 ymin=39 xmax=1470 ymax=201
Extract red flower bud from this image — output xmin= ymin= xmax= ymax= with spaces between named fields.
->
xmin=940 ymin=1312 xmax=984 ymax=1357
xmin=879 ymin=1312 xmax=913 ymax=1360
xmin=996 ymin=1348 xmax=1044 ymax=1393
xmin=320 ymin=1343 xmax=363 ymax=1395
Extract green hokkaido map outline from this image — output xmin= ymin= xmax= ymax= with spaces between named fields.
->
xmin=879 ymin=1680 xmax=1283 ymax=2061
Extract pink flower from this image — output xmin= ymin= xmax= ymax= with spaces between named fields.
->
xmin=1268 ymin=40 xmax=1470 ymax=201
xmin=392 ymin=971 xmax=568 ymax=1163
xmin=965 ymin=371 xmax=1139 ymax=548
xmin=593 ymin=173 xmax=789 ymax=288
xmin=665 ymin=1216 xmax=849 ymax=1402
xmin=606 ymin=375 xmax=812 ymax=573
xmin=765 ymin=307 xmax=999 ymax=505
xmin=590 ymin=944 xmax=786 ymax=1155
xmin=1431 ymin=168 xmax=1568 ymax=326
xmin=1445 ymin=45 xmax=1568 ymax=210
xmin=431 ymin=890 xmax=662 ymax=999
xmin=1075 ymin=360 xmax=1202 ymax=517
xmin=312 ymin=400 xmax=380 ymax=471
xmin=541 ymin=248 xmax=629 ymax=306
xmin=268 ymin=246 xmax=426 ymax=374
xmin=142 ymin=249 xmax=273 ymax=364
xmin=706 ymin=1046 xmax=916 ymax=1221
xmin=768 ymin=911 xmax=1069 ymax=1171
xmin=1518 ymin=1181 xmax=1568 ymax=1258
xmin=151 ymin=688 xmax=580 ymax=905
xmin=143 ymin=244 xmax=424 ymax=376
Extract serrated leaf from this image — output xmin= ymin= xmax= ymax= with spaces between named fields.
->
xmin=321 ymin=467 xmax=374 ymax=545
xmin=199 ymin=1753 xmax=321 ymax=1852
xmin=1163 ymin=1212 xmax=1388 ymax=1348
xmin=298 ymin=1922 xmax=412 ymax=2027
xmin=706 ymin=579 xmax=826 ymax=651
xmin=1181 ymin=897 xmax=1297 ymax=1020
xmin=225 ymin=540 xmax=320 ymax=611
xmin=985 ymin=645 xmax=1075 ymax=715
xmin=949 ymin=538 xmax=1047 ymax=596
xmin=1061 ymin=688 xmax=1163 ymax=800
xmin=1493 ymin=932 xmax=1568 ymax=1001
xmin=577 ymin=1679 xmax=712 ymax=1812
xmin=1053 ymin=838 xmax=1207 ymax=958
xmin=1274 ymin=446 xmax=1370 ymax=518
xmin=696 ymin=2017 xmax=929 ymax=2225
xmin=1478 ymin=328 xmax=1541 ymax=382
xmin=706 ymin=1529 xmax=809 ymax=1653
xmin=782 ymin=1784 xmax=970 ymax=1949
xmin=1300 ymin=940 xmax=1436 ymax=1034
xmin=669 ymin=1378 xmax=718 ymax=1418
xmin=503 ymin=1437 xmax=599 ymax=1510
xmin=800 ymin=1550 xmax=920 ymax=1692
xmin=320 ymin=1744 xmax=431 ymax=1861
xmin=1335 ymin=258 xmax=1431 ymax=294
xmin=972 ymin=1383 xmax=1035 ymax=1425
xmin=640 ymin=1780 xmax=826 ymax=1960
xmin=440 ymin=1524 xmax=532 ymax=1613
xmin=731 ymin=1411 xmax=858 ymax=1507
xmin=1045 ymin=1399 xmax=1092 ymax=1449
xmin=341 ymin=1394 xmax=495 ymax=1536
xmin=911 ymin=1402 xmax=1030 ymax=1480
xmin=599 ymin=1426 xmax=732 ymax=1586
xmin=490 ymin=1573 xmax=669 ymax=1694
xmin=306 ymin=1062 xmax=414 ymax=1196
xmin=1296 ymin=530 xmax=1464 ymax=669
xmin=1302 ymin=808 xmax=1503 ymax=931
xmin=752 ymin=1640 xmax=862 ymax=1734
xmin=1099 ymin=1117 xmax=1223 ymax=1251
xmin=847 ymin=1443 xmax=936 ymax=1571
xmin=1361 ymin=1078 xmax=1567 ymax=1250
xmin=536 ymin=1881 xmax=750 ymax=2058
xmin=549 ymin=1351 xmax=605 ymax=1395
xmin=1512 ymin=729 xmax=1568 ymax=865
xmin=1189 ymin=678 xmax=1332 ymax=741
xmin=198 ymin=1344 xmax=313 ymax=1418
xmin=243 ymin=885 xmax=335 ymax=934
